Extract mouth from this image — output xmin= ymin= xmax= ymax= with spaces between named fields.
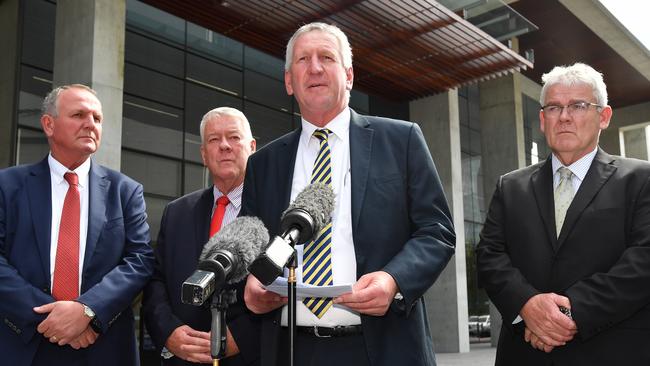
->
xmin=308 ymin=82 xmax=327 ymax=89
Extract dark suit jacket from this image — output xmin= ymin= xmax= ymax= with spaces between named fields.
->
xmin=142 ymin=187 xmax=259 ymax=366
xmin=477 ymin=149 xmax=650 ymax=366
xmin=0 ymin=157 xmax=154 ymax=366
xmin=240 ymin=110 xmax=456 ymax=366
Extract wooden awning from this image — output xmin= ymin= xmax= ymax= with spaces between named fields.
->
xmin=144 ymin=0 xmax=532 ymax=101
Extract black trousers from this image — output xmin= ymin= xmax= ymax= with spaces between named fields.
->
xmin=277 ymin=327 xmax=371 ymax=366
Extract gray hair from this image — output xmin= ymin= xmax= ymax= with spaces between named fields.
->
xmin=285 ymin=22 xmax=353 ymax=71
xmin=199 ymin=107 xmax=253 ymax=142
xmin=540 ymin=63 xmax=608 ymax=107
xmin=41 ymin=84 xmax=97 ymax=117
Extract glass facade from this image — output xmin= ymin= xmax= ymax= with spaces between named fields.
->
xmin=459 ymin=85 xmax=490 ymax=318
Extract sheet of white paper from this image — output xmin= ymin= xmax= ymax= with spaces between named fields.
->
xmin=265 ymin=277 xmax=353 ymax=299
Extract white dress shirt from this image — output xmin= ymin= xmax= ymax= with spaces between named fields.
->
xmin=48 ymin=154 xmax=91 ymax=292
xmin=551 ymin=147 xmax=598 ymax=192
xmin=280 ymin=107 xmax=361 ymax=327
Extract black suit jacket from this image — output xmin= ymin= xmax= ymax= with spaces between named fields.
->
xmin=477 ymin=149 xmax=650 ymax=366
xmin=240 ymin=110 xmax=456 ymax=366
xmin=142 ymin=188 xmax=259 ymax=366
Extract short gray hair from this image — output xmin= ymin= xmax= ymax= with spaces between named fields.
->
xmin=540 ymin=63 xmax=608 ymax=107
xmin=285 ymin=22 xmax=353 ymax=71
xmin=41 ymin=84 xmax=97 ymax=117
xmin=199 ymin=107 xmax=253 ymax=142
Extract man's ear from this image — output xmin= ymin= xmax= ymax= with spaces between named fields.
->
xmin=41 ymin=114 xmax=54 ymax=138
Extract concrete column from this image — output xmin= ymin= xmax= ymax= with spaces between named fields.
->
xmin=0 ymin=0 xmax=20 ymax=168
xmin=53 ymin=0 xmax=125 ymax=170
xmin=410 ymin=90 xmax=470 ymax=353
xmin=479 ymin=73 xmax=527 ymax=346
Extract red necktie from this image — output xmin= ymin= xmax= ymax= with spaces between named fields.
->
xmin=209 ymin=196 xmax=230 ymax=237
xmin=52 ymin=172 xmax=80 ymax=300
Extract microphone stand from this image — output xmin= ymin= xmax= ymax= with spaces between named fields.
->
xmin=287 ymin=248 xmax=297 ymax=366
xmin=210 ymin=290 xmax=236 ymax=366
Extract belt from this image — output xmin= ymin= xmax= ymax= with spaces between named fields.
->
xmin=296 ymin=325 xmax=363 ymax=338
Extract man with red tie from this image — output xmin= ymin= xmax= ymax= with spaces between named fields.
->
xmin=143 ymin=107 xmax=258 ymax=365
xmin=0 ymin=84 xmax=154 ymax=365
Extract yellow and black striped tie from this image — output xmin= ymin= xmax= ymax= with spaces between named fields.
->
xmin=302 ymin=129 xmax=334 ymax=318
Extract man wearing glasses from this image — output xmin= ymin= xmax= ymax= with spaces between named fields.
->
xmin=477 ymin=62 xmax=650 ymax=365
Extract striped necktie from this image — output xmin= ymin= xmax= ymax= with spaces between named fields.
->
xmin=302 ymin=129 xmax=334 ymax=318
xmin=554 ymin=167 xmax=575 ymax=237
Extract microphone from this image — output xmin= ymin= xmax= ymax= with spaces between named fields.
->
xmin=181 ymin=216 xmax=268 ymax=306
xmin=248 ymin=183 xmax=335 ymax=285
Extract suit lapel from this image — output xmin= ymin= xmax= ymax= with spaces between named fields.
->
xmin=84 ymin=161 xmax=109 ymax=272
xmin=195 ymin=188 xmax=214 ymax=252
xmin=349 ymin=110 xmax=373 ymax=233
xmin=278 ymin=129 xmax=301 ymax=212
xmin=557 ymin=149 xmax=616 ymax=247
xmin=26 ymin=158 xmax=53 ymax=278
xmin=531 ymin=157 xmax=558 ymax=250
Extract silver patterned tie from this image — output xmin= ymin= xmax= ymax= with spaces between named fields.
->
xmin=554 ymin=167 xmax=575 ymax=237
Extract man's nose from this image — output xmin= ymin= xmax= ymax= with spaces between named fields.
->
xmin=308 ymin=57 xmax=324 ymax=73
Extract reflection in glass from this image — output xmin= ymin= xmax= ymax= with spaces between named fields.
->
xmin=121 ymin=150 xmax=181 ymax=197
xmin=17 ymin=128 xmax=48 ymax=165
xmin=187 ymin=22 xmax=243 ymax=66
xmin=126 ymin=0 xmax=185 ymax=46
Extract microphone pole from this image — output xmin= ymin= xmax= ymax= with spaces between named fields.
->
xmin=281 ymin=226 xmax=301 ymax=366
xmin=210 ymin=289 xmax=236 ymax=366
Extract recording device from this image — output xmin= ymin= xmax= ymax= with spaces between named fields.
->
xmin=181 ymin=216 xmax=268 ymax=306
xmin=248 ymin=183 xmax=335 ymax=285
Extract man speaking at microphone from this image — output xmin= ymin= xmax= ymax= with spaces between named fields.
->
xmin=143 ymin=107 xmax=258 ymax=365
xmin=242 ymin=23 xmax=456 ymax=366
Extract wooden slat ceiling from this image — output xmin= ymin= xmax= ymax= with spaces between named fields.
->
xmin=143 ymin=0 xmax=532 ymax=101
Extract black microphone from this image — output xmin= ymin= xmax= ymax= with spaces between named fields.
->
xmin=248 ymin=183 xmax=335 ymax=285
xmin=181 ymin=216 xmax=268 ymax=306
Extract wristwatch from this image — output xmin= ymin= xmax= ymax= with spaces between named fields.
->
xmin=80 ymin=303 xmax=102 ymax=334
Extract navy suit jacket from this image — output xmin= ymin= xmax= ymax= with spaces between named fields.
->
xmin=142 ymin=188 xmax=259 ymax=366
xmin=477 ymin=149 xmax=650 ymax=365
xmin=240 ymin=110 xmax=456 ymax=366
xmin=0 ymin=157 xmax=154 ymax=366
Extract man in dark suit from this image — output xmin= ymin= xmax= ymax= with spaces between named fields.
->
xmin=0 ymin=84 xmax=154 ymax=365
xmin=242 ymin=22 xmax=456 ymax=366
xmin=142 ymin=107 xmax=258 ymax=365
xmin=477 ymin=62 xmax=650 ymax=365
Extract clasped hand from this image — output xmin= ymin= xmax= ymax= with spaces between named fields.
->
xmin=520 ymin=293 xmax=577 ymax=353
xmin=33 ymin=301 xmax=98 ymax=349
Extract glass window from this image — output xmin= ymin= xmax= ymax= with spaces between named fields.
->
xmin=122 ymin=95 xmax=183 ymax=159
xmin=244 ymin=71 xmax=291 ymax=112
xmin=125 ymin=31 xmax=185 ymax=78
xmin=184 ymin=83 xmax=243 ymax=163
xmin=121 ymin=149 xmax=181 ymax=198
xmin=244 ymin=46 xmax=284 ymax=80
xmin=184 ymin=162 xmax=210 ymax=195
xmin=144 ymin=195 xmax=171 ymax=245
xmin=124 ymin=63 xmax=184 ymax=108
xmin=187 ymin=54 xmax=243 ymax=97
xmin=244 ymin=101 xmax=294 ymax=147
xmin=16 ymin=128 xmax=48 ymax=165
xmin=18 ymin=65 xmax=53 ymax=129
xmin=187 ymin=22 xmax=243 ymax=67
xmin=126 ymin=0 xmax=185 ymax=46
xmin=21 ymin=0 xmax=55 ymax=71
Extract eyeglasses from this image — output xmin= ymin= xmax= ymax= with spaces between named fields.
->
xmin=541 ymin=101 xmax=602 ymax=118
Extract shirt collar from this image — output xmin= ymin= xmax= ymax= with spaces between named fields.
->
xmin=551 ymin=147 xmax=598 ymax=182
xmin=48 ymin=153 xmax=91 ymax=188
xmin=300 ymin=107 xmax=350 ymax=143
xmin=213 ymin=183 xmax=243 ymax=210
